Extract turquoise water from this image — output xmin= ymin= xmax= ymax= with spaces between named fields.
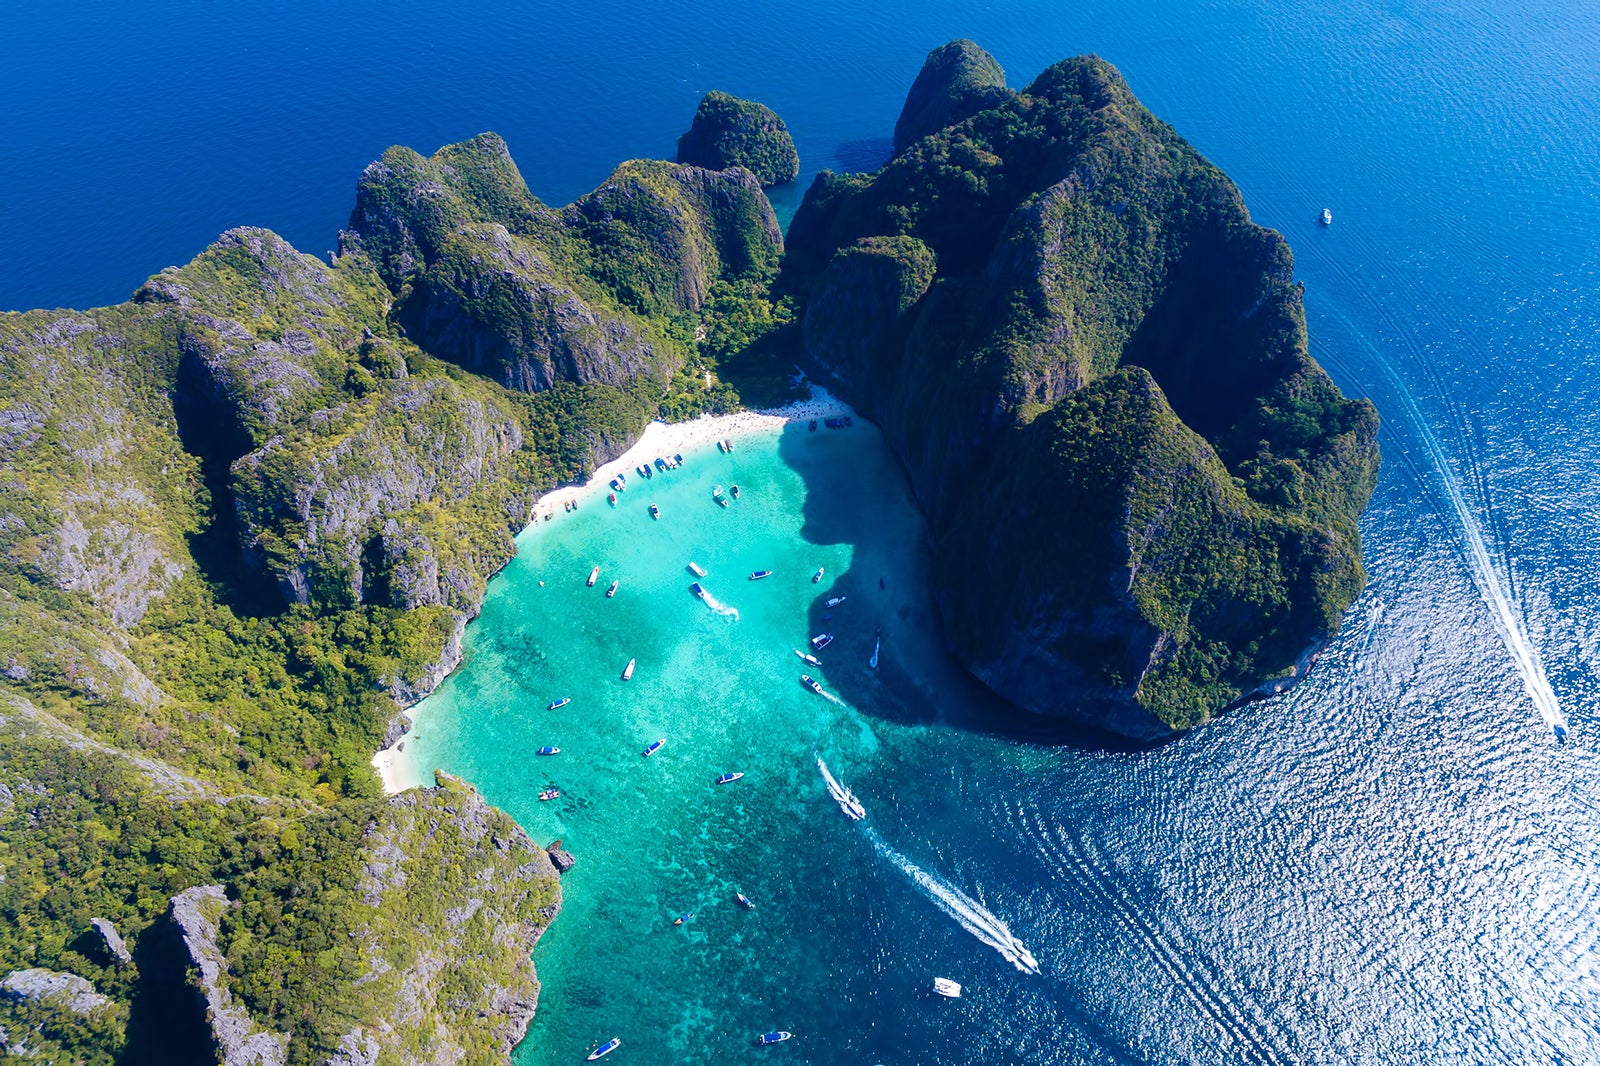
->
xmin=10 ymin=0 xmax=1600 ymax=1060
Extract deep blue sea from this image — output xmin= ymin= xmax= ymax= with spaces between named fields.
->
xmin=7 ymin=0 xmax=1600 ymax=1062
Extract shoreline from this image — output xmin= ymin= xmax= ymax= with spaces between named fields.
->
xmin=370 ymin=384 xmax=859 ymax=795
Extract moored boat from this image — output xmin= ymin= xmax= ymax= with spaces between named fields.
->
xmin=825 ymin=595 xmax=846 ymax=608
xmin=713 ymin=486 xmax=728 ymax=507
xmin=808 ymin=419 xmax=817 ymax=431
xmin=736 ymin=892 xmax=755 ymax=909
xmin=730 ymin=484 xmax=740 ymax=498
xmin=539 ymin=789 xmax=560 ymax=801
xmin=933 ymin=977 xmax=963 ymax=998
xmin=547 ymin=697 xmax=571 ymax=710
xmin=801 ymin=674 xmax=824 ymax=695
xmin=537 ymin=746 xmax=560 ymax=756
xmin=749 ymin=570 xmax=772 ymax=580
xmin=810 ymin=633 xmax=834 ymax=650
xmin=1320 ymin=207 xmax=1333 ymax=225
xmin=812 ymin=566 xmax=825 ymax=583
xmin=793 ymin=649 xmax=822 ymax=667
xmin=655 ymin=457 xmax=667 ymax=471
xmin=643 ymin=738 xmax=665 ymax=757
xmin=608 ymin=491 xmax=616 ymax=506
xmin=587 ymin=1037 xmax=621 ymax=1060
xmin=687 ymin=561 xmax=707 ymax=577
xmin=716 ymin=772 xmax=745 ymax=784
xmin=622 ymin=658 xmax=636 ymax=680
xmin=587 ymin=566 xmax=600 ymax=587
xmin=674 ymin=453 xmax=684 ymax=465
xmin=717 ymin=440 xmax=727 ymax=453
xmin=606 ymin=580 xmax=619 ymax=598
xmin=758 ymin=1032 xmax=791 ymax=1045
xmin=649 ymin=503 xmax=661 ymax=519
xmin=673 ymin=912 xmax=693 ymax=925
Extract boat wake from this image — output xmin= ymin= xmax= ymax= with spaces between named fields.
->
xmin=696 ymin=588 xmax=740 ymax=620
xmin=814 ymin=755 xmax=865 ymax=820
xmin=864 ymin=827 xmax=1040 ymax=975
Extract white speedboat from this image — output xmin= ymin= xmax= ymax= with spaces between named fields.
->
xmin=587 ymin=566 xmax=600 ymax=587
xmin=687 ymin=561 xmax=708 ymax=577
xmin=1320 ymin=207 xmax=1333 ymax=226
xmin=622 ymin=658 xmax=636 ymax=680
xmin=794 ymin=649 xmax=822 ymax=667
xmin=606 ymin=580 xmax=619 ymax=598
xmin=933 ymin=977 xmax=962 ymax=998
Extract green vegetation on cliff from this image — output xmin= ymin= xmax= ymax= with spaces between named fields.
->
xmin=788 ymin=43 xmax=1379 ymax=735
xmin=677 ymin=91 xmax=802 ymax=187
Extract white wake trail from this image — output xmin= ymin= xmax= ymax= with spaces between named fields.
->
xmin=1376 ymin=360 xmax=1566 ymax=733
xmin=695 ymin=588 xmax=740 ymax=620
xmin=815 ymin=755 xmax=864 ymax=820
xmin=863 ymin=827 xmax=1040 ymax=974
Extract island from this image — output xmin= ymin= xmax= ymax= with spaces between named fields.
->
xmin=0 ymin=40 xmax=1375 ymax=1062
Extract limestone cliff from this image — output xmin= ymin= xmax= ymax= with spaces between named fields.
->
xmin=788 ymin=43 xmax=1379 ymax=736
xmin=677 ymin=90 xmax=801 ymax=187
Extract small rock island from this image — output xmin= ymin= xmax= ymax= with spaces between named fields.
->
xmin=677 ymin=90 xmax=801 ymax=187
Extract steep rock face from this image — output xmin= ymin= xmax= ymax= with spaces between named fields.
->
xmin=788 ymin=45 xmax=1379 ymax=735
xmin=346 ymin=135 xmax=782 ymax=396
xmin=169 ymin=885 xmax=291 ymax=1066
xmin=892 ymin=39 xmax=1009 ymax=154
xmin=677 ymin=90 xmax=801 ymax=187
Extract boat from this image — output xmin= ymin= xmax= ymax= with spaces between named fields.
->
xmin=643 ymin=738 xmax=665 ymax=757
xmin=607 ymin=491 xmax=616 ymax=506
xmin=793 ymin=649 xmax=822 ymax=667
xmin=537 ymin=746 xmax=560 ymax=756
xmin=636 ymin=464 xmax=648 ymax=477
xmin=1320 ymin=207 xmax=1333 ymax=226
xmin=655 ymin=457 xmax=667 ymax=471
xmin=539 ymin=789 xmax=560 ymax=801
xmin=649 ymin=503 xmax=660 ymax=519
xmin=587 ymin=566 xmax=600 ymax=587
xmin=622 ymin=658 xmax=636 ymax=680
xmin=749 ymin=570 xmax=772 ymax=580
xmin=717 ymin=440 xmax=726 ymax=453
xmin=812 ymin=566 xmax=825 ymax=583
xmin=810 ymin=633 xmax=834 ymax=650
xmin=716 ymin=772 xmax=745 ymax=784
xmin=736 ymin=892 xmax=755 ymax=909
xmin=825 ymin=595 xmax=846 ymax=608
xmin=730 ymin=484 xmax=740 ymax=499
xmin=642 ymin=465 xmax=653 ymax=479
xmin=933 ymin=977 xmax=963 ymax=999
xmin=758 ymin=1032 xmax=792 ymax=1045
xmin=673 ymin=912 xmax=693 ymax=925
xmin=587 ymin=1038 xmax=621 ymax=1060
xmin=687 ymin=561 xmax=707 ymax=577
xmin=547 ymin=697 xmax=571 ymax=710
xmin=713 ymin=486 xmax=728 ymax=507
xmin=808 ymin=419 xmax=817 ymax=431
xmin=606 ymin=580 xmax=619 ymax=598
xmin=724 ymin=438 xmax=734 ymax=452
xmin=674 ymin=453 xmax=684 ymax=464
xmin=610 ymin=478 xmax=623 ymax=492
xmin=690 ymin=582 xmax=706 ymax=599
xmin=801 ymin=674 xmax=824 ymax=695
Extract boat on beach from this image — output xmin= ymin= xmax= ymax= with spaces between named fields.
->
xmin=794 ymin=649 xmax=822 ymax=667
xmin=587 ymin=566 xmax=600 ymax=587
xmin=643 ymin=738 xmax=666 ymax=757
xmin=749 ymin=570 xmax=772 ymax=580
xmin=547 ymin=697 xmax=571 ymax=710
xmin=758 ymin=1032 xmax=792 ymax=1045
xmin=812 ymin=566 xmax=825 ymax=583
xmin=537 ymin=746 xmax=560 ymax=756
xmin=933 ymin=977 xmax=963 ymax=998
xmin=622 ymin=658 xmax=636 ymax=680
xmin=810 ymin=633 xmax=834 ymax=650
xmin=587 ymin=1038 xmax=621 ymax=1060
xmin=716 ymin=772 xmax=744 ymax=784
xmin=687 ymin=561 xmax=707 ymax=577
xmin=606 ymin=580 xmax=619 ymax=598
xmin=801 ymin=674 xmax=824 ymax=695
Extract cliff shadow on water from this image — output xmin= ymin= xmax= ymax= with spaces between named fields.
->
xmin=776 ymin=417 xmax=1161 ymax=753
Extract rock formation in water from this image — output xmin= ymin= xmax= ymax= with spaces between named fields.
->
xmin=677 ymin=90 xmax=802 ymax=187
xmin=787 ymin=42 xmax=1380 ymax=738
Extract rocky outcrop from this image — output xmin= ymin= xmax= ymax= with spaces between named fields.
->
xmin=677 ymin=90 xmax=801 ymax=187
xmin=892 ymin=39 xmax=1009 ymax=153
xmin=169 ymin=885 xmax=290 ymax=1066
xmin=788 ymin=45 xmax=1379 ymax=735
xmin=91 ymin=917 xmax=134 ymax=967
xmin=2 ymin=968 xmax=112 ymax=1015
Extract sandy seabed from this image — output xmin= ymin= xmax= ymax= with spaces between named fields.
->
xmin=371 ymin=386 xmax=858 ymax=793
